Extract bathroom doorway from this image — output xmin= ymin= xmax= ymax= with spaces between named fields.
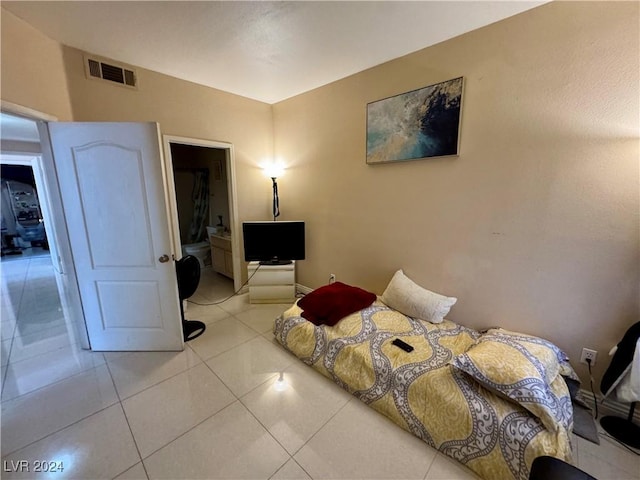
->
xmin=163 ymin=136 xmax=241 ymax=302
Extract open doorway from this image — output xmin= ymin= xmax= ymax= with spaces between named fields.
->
xmin=163 ymin=136 xmax=241 ymax=304
xmin=1 ymin=164 xmax=48 ymax=256
xmin=1 ymin=148 xmax=91 ymax=400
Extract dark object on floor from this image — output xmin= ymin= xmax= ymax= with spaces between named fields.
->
xmin=599 ymin=322 xmax=640 ymax=450
xmin=573 ymin=401 xmax=600 ymax=445
xmin=529 ymin=455 xmax=597 ymax=480
xmin=1 ymin=234 xmax=22 ymax=256
xmin=176 ymin=255 xmax=206 ymax=342
xmin=600 ymin=407 xmax=640 ymax=449
xmin=563 ymin=371 xmax=600 ymax=444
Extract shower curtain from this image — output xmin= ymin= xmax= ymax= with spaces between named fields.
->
xmin=189 ymin=170 xmax=209 ymax=243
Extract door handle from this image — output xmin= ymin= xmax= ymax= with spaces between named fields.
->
xmin=158 ymin=254 xmax=170 ymax=263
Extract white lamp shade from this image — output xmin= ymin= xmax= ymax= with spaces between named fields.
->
xmin=263 ymin=163 xmax=285 ymax=178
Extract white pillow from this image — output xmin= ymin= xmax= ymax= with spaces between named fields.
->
xmin=380 ymin=270 xmax=457 ymax=324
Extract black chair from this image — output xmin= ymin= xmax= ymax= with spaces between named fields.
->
xmin=529 ymin=456 xmax=596 ymax=480
xmin=176 ymin=255 xmax=206 ymax=342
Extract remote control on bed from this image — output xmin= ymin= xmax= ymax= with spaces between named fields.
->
xmin=392 ymin=338 xmax=414 ymax=352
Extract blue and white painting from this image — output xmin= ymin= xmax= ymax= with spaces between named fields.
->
xmin=366 ymin=77 xmax=463 ymax=164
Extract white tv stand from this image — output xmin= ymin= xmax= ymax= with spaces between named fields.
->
xmin=247 ymin=261 xmax=296 ymax=304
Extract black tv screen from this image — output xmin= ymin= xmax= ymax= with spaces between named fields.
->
xmin=242 ymin=221 xmax=305 ymax=265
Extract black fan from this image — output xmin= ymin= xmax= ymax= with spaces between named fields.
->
xmin=176 ymin=255 xmax=206 ymax=341
xmin=600 ymin=321 xmax=640 ymax=449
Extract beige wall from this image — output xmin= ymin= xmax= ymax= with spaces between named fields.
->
xmin=61 ymin=46 xmax=275 ymax=234
xmin=1 ymin=8 xmax=274 ymax=276
xmin=1 ymin=8 xmax=73 ymax=120
xmin=2 ymin=1 xmax=638 ymax=386
xmin=273 ymin=1 xmax=640 ymax=384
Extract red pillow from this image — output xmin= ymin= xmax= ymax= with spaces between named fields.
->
xmin=298 ymin=282 xmax=377 ymax=326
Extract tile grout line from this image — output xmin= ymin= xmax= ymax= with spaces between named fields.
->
xmin=422 ymin=450 xmax=439 ymax=480
xmin=0 ymin=347 xmax=104 ymax=403
xmin=193 ymin=332 xmax=301 ymax=477
xmin=1 ymin=255 xmax=76 ymax=398
xmin=6 ymin=339 xmax=83 ymax=374
xmin=1 ymin=257 xmax=29 ymax=395
xmin=104 ymin=359 xmax=150 ymax=479
xmin=187 ymin=317 xmax=264 ymax=362
xmin=576 ymin=433 xmax=640 ymax=476
xmin=207 ymin=318 xmax=351 ymax=472
xmin=235 ymin=394 xmax=296 ymax=474
xmin=114 ymin=403 xmax=150 ymax=479
xmin=106 ymin=347 xmax=203 ymax=402
xmin=199 ymin=343 xmax=271 ymax=396
xmin=133 ymin=398 xmax=240 ymax=464
xmin=110 ymin=354 xmax=240 ymax=463
xmin=235 ymin=366 xmax=355 ymax=461
xmin=1 ymin=357 xmax=107 ymax=405
xmin=245 ymin=335 xmax=453 ymax=480
xmin=1 ymin=393 xmax=120 ymax=457
xmin=268 ymin=457 xmax=312 ymax=480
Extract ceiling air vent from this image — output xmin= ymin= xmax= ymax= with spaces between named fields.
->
xmin=84 ymin=55 xmax=138 ymax=89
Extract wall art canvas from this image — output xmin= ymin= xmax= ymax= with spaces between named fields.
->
xmin=366 ymin=77 xmax=464 ymax=164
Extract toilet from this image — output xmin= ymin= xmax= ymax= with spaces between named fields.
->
xmin=182 ymin=241 xmax=210 ymax=269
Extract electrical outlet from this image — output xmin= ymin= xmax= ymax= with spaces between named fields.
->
xmin=329 ymin=274 xmax=336 ymax=284
xmin=580 ymin=348 xmax=598 ymax=365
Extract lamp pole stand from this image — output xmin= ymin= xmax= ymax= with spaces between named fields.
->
xmin=271 ymin=177 xmax=280 ymax=221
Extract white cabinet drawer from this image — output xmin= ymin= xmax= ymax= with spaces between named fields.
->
xmin=249 ymin=285 xmax=295 ymax=303
xmin=249 ymin=269 xmax=294 ymax=286
xmin=247 ymin=261 xmax=296 ymax=304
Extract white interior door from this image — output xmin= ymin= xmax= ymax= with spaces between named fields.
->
xmin=49 ymin=122 xmax=183 ymax=351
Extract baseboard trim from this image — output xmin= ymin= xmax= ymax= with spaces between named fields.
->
xmin=296 ymin=283 xmax=313 ymax=295
xmin=578 ymin=388 xmax=640 ymax=423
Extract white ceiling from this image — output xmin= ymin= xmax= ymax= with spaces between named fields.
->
xmin=2 ymin=1 xmax=546 ymax=104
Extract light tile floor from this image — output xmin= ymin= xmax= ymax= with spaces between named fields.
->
xmin=1 ymin=257 xmax=639 ymax=479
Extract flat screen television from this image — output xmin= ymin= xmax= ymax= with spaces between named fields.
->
xmin=242 ymin=221 xmax=305 ymax=265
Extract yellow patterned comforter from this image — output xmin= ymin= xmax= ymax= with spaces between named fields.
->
xmin=274 ymin=300 xmax=573 ymax=480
